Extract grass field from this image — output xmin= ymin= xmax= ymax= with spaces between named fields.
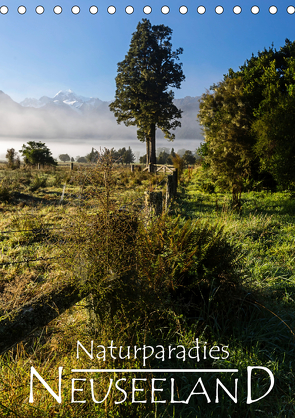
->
xmin=0 ymin=163 xmax=294 ymax=417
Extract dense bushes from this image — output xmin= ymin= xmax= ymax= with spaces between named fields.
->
xmin=62 ymin=207 xmax=241 ymax=335
xmin=57 ymin=151 xmax=242 ymax=336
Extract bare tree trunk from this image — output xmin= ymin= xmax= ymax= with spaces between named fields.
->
xmin=146 ymin=138 xmax=150 ymax=165
xmin=150 ymin=124 xmax=156 ymax=164
xmin=147 ymin=124 xmax=156 ymax=165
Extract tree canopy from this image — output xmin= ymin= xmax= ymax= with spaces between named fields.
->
xmin=109 ymin=19 xmax=185 ymax=165
xmin=198 ymin=76 xmax=254 ymax=202
xmin=198 ymin=38 xmax=295 ymax=195
xmin=116 ymin=147 xmax=135 ymax=165
xmin=59 ymin=154 xmax=71 ymax=162
xmin=6 ymin=148 xmax=20 ymax=169
xmin=76 ymin=156 xmax=87 ymax=163
xmin=19 ymin=141 xmax=57 ymax=167
xmin=183 ymin=150 xmax=196 ymax=166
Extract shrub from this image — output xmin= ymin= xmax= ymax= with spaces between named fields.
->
xmin=0 ymin=178 xmax=12 ymax=202
xmin=134 ymin=215 xmax=241 ymax=323
xmin=58 ymin=149 xmax=242 ymax=337
xmin=30 ymin=175 xmax=47 ymax=191
xmin=63 ymin=208 xmax=241 ymax=334
xmin=5 ymin=148 xmax=20 ymax=169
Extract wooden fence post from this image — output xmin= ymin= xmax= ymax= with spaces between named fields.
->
xmin=70 ymin=162 xmax=74 ymax=171
xmin=166 ymin=174 xmax=174 ymax=210
xmin=173 ymin=168 xmax=178 ymax=196
xmin=145 ymin=191 xmax=162 ymax=216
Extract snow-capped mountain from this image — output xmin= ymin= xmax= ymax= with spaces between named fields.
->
xmin=20 ymin=89 xmax=105 ymax=110
xmin=19 ymin=97 xmax=46 ymax=108
xmin=0 ymin=89 xmax=203 ymax=144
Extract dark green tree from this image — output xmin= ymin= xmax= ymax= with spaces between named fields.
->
xmin=183 ymin=150 xmax=196 ymax=166
xmin=117 ymin=147 xmax=126 ymax=165
xmin=122 ymin=146 xmax=135 ymax=165
xmin=197 ymin=39 xmax=295 ymax=195
xmin=86 ymin=148 xmax=99 ymax=163
xmin=58 ymin=153 xmax=71 ymax=162
xmin=109 ymin=19 xmax=185 ymax=165
xmin=156 ymin=147 xmax=170 ymax=164
xmin=234 ymin=39 xmax=295 ymax=189
xmin=139 ymin=154 xmax=146 ymax=164
xmin=19 ymin=141 xmax=57 ymax=167
xmin=198 ymin=76 xmax=254 ymax=205
xmin=157 ymin=150 xmax=170 ymax=164
xmin=6 ymin=148 xmax=20 ymax=169
xmin=76 ymin=156 xmax=87 ymax=163
xmin=166 ymin=148 xmax=176 ymax=165
xmin=176 ymin=148 xmax=187 ymax=157
xmin=251 ymin=58 xmax=295 ymax=188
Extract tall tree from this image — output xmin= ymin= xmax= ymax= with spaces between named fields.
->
xmin=183 ymin=150 xmax=196 ymax=166
xmin=237 ymin=39 xmax=295 ymax=188
xmin=198 ymin=76 xmax=254 ymax=204
xmin=86 ymin=148 xmax=99 ymax=163
xmin=6 ymin=148 xmax=20 ymax=169
xmin=122 ymin=146 xmax=135 ymax=165
xmin=109 ymin=19 xmax=185 ymax=165
xmin=251 ymin=58 xmax=295 ymax=187
xmin=198 ymin=38 xmax=295 ymax=195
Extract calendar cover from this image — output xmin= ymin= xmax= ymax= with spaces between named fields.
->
xmin=0 ymin=1 xmax=294 ymax=417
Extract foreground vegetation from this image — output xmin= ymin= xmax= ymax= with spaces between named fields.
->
xmin=0 ymin=161 xmax=295 ymax=417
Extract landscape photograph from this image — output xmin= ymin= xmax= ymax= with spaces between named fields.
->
xmin=1 ymin=1 xmax=295 ymax=417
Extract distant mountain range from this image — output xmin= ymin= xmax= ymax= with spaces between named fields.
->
xmin=19 ymin=90 xmax=105 ymax=110
xmin=0 ymin=89 xmax=204 ymax=141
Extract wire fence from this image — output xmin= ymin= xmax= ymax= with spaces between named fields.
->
xmin=0 ymin=255 xmax=65 ymax=267
xmin=0 ymin=165 xmax=175 ymax=268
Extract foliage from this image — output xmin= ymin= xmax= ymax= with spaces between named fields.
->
xmin=171 ymin=153 xmax=184 ymax=177
xmin=1 ymin=164 xmax=295 ymax=416
xmin=135 ymin=215 xmax=240 ymax=323
xmin=251 ymin=58 xmax=295 ymax=188
xmin=198 ymin=38 xmax=295 ymax=196
xmin=182 ymin=150 xmax=196 ymax=166
xmin=157 ymin=149 xmax=170 ymax=164
xmin=116 ymin=146 xmax=135 ymax=165
xmin=176 ymin=148 xmax=187 ymax=157
xmin=85 ymin=148 xmax=99 ymax=163
xmin=29 ymin=174 xmax=47 ymax=192
xmin=58 ymin=151 xmax=241 ymax=331
xmin=5 ymin=148 xmax=20 ymax=169
xmin=59 ymin=149 xmax=138 ymax=324
xmin=236 ymin=39 xmax=295 ymax=188
xmin=252 ymin=93 xmax=295 ymax=189
xmin=0 ymin=178 xmax=12 ymax=201
xmin=76 ymin=156 xmax=87 ymax=163
xmin=86 ymin=147 xmax=135 ymax=165
xmin=19 ymin=141 xmax=57 ymax=167
xmin=139 ymin=154 xmax=146 ymax=164
xmin=198 ymin=76 xmax=255 ymax=206
xmin=58 ymin=153 xmax=71 ymax=162
xmin=109 ymin=19 xmax=185 ymax=164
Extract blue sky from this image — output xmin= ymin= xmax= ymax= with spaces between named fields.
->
xmin=0 ymin=1 xmax=295 ymax=158
xmin=1 ymin=0 xmax=295 ymax=102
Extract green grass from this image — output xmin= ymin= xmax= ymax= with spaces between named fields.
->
xmin=1 ymin=165 xmax=295 ymax=417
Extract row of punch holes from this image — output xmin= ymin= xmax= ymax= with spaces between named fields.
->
xmin=0 ymin=5 xmax=295 ymax=15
